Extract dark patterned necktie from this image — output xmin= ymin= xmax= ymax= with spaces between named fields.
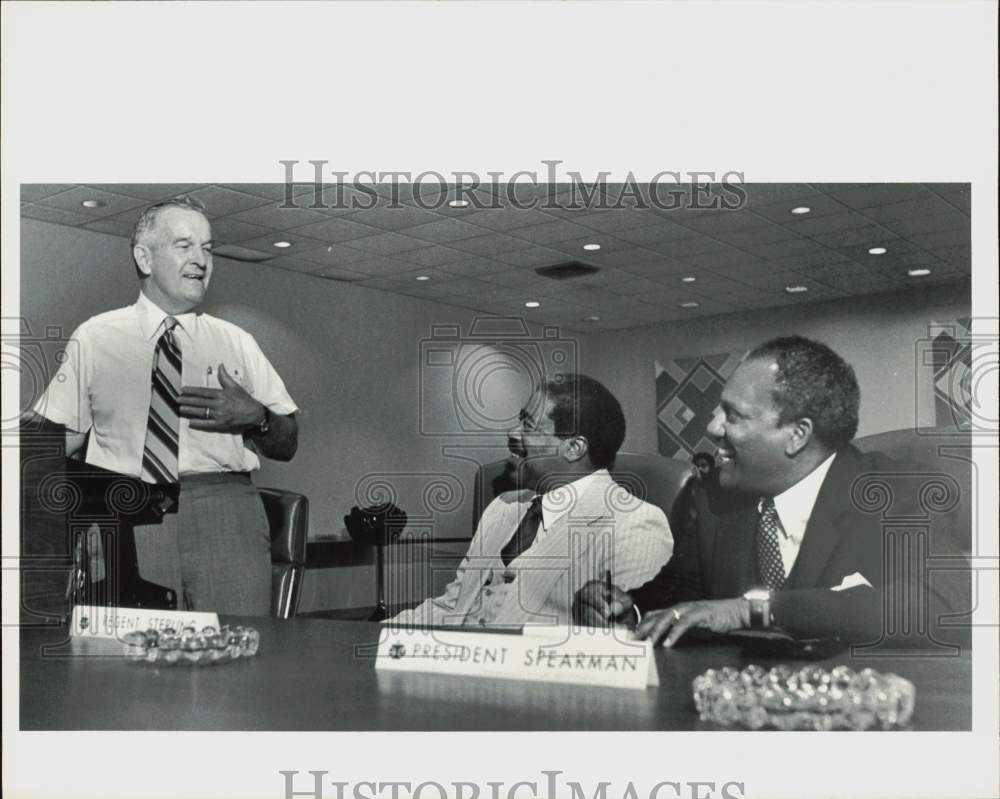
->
xmin=141 ymin=317 xmax=182 ymax=484
xmin=501 ymin=496 xmax=543 ymax=566
xmin=756 ymin=497 xmax=786 ymax=589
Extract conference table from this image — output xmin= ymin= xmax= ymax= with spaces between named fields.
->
xmin=19 ymin=616 xmax=971 ymax=731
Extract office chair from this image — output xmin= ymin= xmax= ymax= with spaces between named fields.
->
xmin=258 ymin=487 xmax=309 ymax=619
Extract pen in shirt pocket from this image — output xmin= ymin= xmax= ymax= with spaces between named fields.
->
xmin=204 ymin=365 xmax=215 ymax=388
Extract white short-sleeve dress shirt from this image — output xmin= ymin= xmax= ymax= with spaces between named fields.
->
xmin=34 ymin=292 xmax=298 ymax=478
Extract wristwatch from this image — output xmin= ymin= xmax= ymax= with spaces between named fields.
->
xmin=248 ymin=406 xmax=271 ymax=438
xmin=743 ymin=588 xmax=772 ymax=629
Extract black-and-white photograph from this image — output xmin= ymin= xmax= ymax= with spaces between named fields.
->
xmin=3 ymin=4 xmax=997 ymax=799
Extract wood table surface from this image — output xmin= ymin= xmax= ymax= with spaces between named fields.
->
xmin=18 ymin=616 xmax=971 ymax=731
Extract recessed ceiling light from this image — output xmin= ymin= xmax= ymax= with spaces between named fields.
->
xmin=679 ymin=301 xmax=700 ymax=309
xmin=868 ymin=247 xmax=887 ymax=255
xmin=273 ymin=241 xmax=292 ymax=248
xmin=681 ymin=276 xmax=697 ymax=283
xmin=524 ymin=301 xmax=541 ymax=309
xmin=415 ymin=275 xmax=431 ymax=281
xmin=583 ymin=315 xmax=601 ymax=322
xmin=907 ymin=268 xmax=932 ymax=277
xmin=790 ymin=206 xmax=811 ymax=215
xmin=582 ymin=243 xmax=601 ymax=251
xmin=785 ymin=285 xmax=809 ymax=294
xmin=81 ymin=199 xmax=105 ymax=209
xmin=448 ymin=199 xmax=470 ymax=208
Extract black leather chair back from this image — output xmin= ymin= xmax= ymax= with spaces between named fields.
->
xmin=258 ymin=487 xmax=309 ymax=618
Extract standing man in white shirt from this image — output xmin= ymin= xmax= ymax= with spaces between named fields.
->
xmin=574 ymin=336 xmax=967 ymax=645
xmin=391 ymin=373 xmax=673 ymax=629
xmin=33 ymin=195 xmax=299 ymax=615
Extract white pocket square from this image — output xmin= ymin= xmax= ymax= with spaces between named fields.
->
xmin=830 ymin=572 xmax=873 ymax=592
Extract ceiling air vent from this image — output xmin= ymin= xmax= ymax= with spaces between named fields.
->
xmin=535 ymin=262 xmax=600 ymax=280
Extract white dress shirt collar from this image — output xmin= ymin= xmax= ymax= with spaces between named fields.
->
xmin=135 ymin=291 xmax=197 ymax=341
xmin=765 ymin=452 xmax=838 ymax=574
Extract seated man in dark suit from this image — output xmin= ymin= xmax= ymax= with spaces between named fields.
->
xmin=575 ymin=335 xmax=968 ymax=647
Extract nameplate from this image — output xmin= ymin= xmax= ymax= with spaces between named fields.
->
xmin=376 ymin=626 xmax=659 ymax=690
xmin=70 ymin=605 xmax=221 ymax=640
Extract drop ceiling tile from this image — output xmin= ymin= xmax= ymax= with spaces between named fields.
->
xmin=608 ymin=277 xmax=668 ymax=296
xmin=832 ymin=238 xmax=921 ymax=262
xmin=449 ymin=234 xmax=535 ymax=256
xmin=581 ymin=247 xmax=661 ymax=269
xmin=238 ymin=231 xmax=327 ymax=256
xmin=490 ymin=247 xmax=569 ymax=268
xmin=20 ymin=184 xmax=78 ymax=202
xmin=907 ymin=229 xmax=970 ymax=250
xmin=509 ymin=219 xmax=599 ymax=245
xmin=82 ymin=218 xmax=135 ymax=237
xmin=750 ymin=194 xmax=847 ymax=223
xmin=461 ymin=208 xmax=557 ymax=231
xmin=934 ymin=187 xmax=971 ymax=215
xmin=861 ymin=196 xmax=963 ymax=224
xmin=480 ymin=269 xmax=551 ymax=290
xmin=571 ymin=209 xmax=667 ymax=233
xmin=21 ymin=203 xmax=94 ymax=226
xmin=210 ymin=218 xmax=276 ymax=245
xmin=342 ymin=204 xmax=448 ymax=231
xmin=820 ymin=274 xmax=903 ymax=293
xmin=791 ymin=226 xmax=891 ymax=248
xmin=293 ymin=242 xmax=382 ymax=266
xmin=646 ymin=236 xmax=733 ymax=257
xmin=880 ymin=213 xmax=969 ymax=238
xmin=620 ymin=258 xmax=696 ymax=278
xmin=187 ymin=185 xmax=274 ymax=216
xmin=544 ymin=236 xmax=634 ymax=258
xmin=613 ymin=220 xmax=702 ymax=245
xmin=764 ymin=250 xmax=855 ymax=270
xmin=417 ymin=276 xmax=489 ymax=296
xmin=711 ymin=224 xmax=801 ymax=247
xmin=817 ymin=183 xmax=930 ymax=208
xmin=290 ymin=216 xmax=381 ymax=243
xmin=437 ymin=257 xmax=509 ymax=277
xmin=344 ymin=231 xmax=436 ymax=255
xmin=315 ymin=268 xmax=370 ymax=283
xmin=794 ymin=261 xmax=871 ymax=278
xmin=682 ymin=250 xmax=767 ymax=270
xmin=340 ymin=256 xmax=423 ymax=277
xmin=228 ymin=202 xmax=332 ymax=230
xmin=927 ymin=245 xmax=971 ymax=267
xmin=742 ymin=237 xmax=825 ymax=259
xmin=37 ymin=186 xmax=147 ymax=219
xmin=399 ymin=217 xmax=487 ymax=243
xmin=398 ymin=245 xmax=474 ymax=267
xmin=86 ymin=183 xmax=203 ymax=201
xmin=782 ymin=211 xmax=877 ymax=237
xmin=674 ymin=209 xmax=766 ymax=234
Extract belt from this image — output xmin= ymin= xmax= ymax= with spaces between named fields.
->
xmin=178 ymin=471 xmax=253 ymax=486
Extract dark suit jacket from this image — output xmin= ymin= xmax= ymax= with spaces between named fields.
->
xmin=631 ymin=445 xmax=969 ymax=643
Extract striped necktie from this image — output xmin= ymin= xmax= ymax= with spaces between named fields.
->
xmin=501 ymin=496 xmax=543 ymax=566
xmin=141 ymin=317 xmax=182 ymax=484
xmin=755 ymin=497 xmax=786 ymax=589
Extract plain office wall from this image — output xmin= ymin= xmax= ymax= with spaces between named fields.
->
xmin=579 ymin=281 xmax=971 ymax=455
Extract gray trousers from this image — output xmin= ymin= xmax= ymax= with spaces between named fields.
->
xmin=133 ymin=473 xmax=272 ymax=615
